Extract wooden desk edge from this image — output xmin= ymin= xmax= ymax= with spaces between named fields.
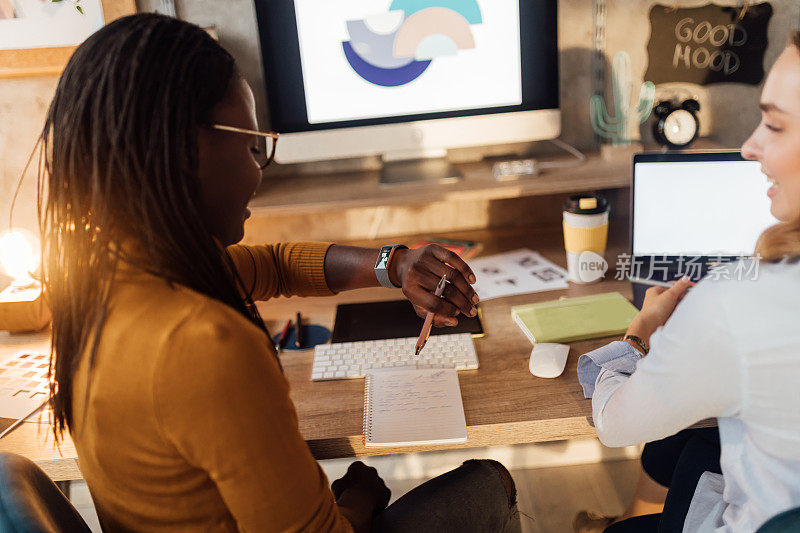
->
xmin=38 ymin=458 xmax=82 ymax=483
xmin=24 ymin=417 xmax=596 ymax=481
xmin=33 ymin=417 xmax=718 ymax=481
xmin=307 ymin=416 xmax=596 ymax=460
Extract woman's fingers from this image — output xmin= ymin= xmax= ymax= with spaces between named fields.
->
xmin=412 ymin=304 xmax=455 ymax=327
xmin=398 ymin=244 xmax=481 ymax=327
xmin=417 ymin=259 xmax=476 ymax=316
xmin=675 ymin=278 xmax=696 ymax=302
xmin=412 ymin=303 xmax=427 ymax=319
xmin=404 ymin=285 xmax=459 ymax=326
xmin=426 ymin=244 xmax=477 ymax=284
xmin=443 ymin=282 xmax=478 ymax=316
xmin=419 ymin=254 xmax=479 ymax=311
xmin=664 ymin=276 xmax=693 ymax=301
xmin=640 ymin=276 xmax=695 ymax=330
xmin=644 ymin=277 xmax=693 ymax=305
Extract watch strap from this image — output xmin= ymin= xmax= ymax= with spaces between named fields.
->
xmin=622 ymin=334 xmax=649 ymax=355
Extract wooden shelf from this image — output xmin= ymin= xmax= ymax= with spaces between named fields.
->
xmin=250 ymin=151 xmax=633 ymax=216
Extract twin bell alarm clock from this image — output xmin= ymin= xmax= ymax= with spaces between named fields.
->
xmin=652 ymin=98 xmax=700 ymax=149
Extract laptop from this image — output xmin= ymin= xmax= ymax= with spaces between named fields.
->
xmin=630 ymin=151 xmax=777 ymax=307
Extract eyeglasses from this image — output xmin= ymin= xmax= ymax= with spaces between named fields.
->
xmin=211 ymin=124 xmax=279 ymax=169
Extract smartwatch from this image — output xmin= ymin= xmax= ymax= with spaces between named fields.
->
xmin=374 ymin=244 xmax=408 ymax=289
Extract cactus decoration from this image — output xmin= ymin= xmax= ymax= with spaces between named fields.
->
xmin=591 ymin=51 xmax=655 ymax=146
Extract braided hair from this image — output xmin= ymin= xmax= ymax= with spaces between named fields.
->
xmin=38 ymin=13 xmax=268 ymax=441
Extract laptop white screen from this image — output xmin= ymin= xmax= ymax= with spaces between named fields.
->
xmin=633 ymin=160 xmax=778 ymax=257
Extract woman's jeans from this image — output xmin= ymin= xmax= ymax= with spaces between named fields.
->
xmin=372 ymin=458 xmax=522 ymax=532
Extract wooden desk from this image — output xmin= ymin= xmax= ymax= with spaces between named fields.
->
xmin=263 ymin=225 xmax=631 ymax=459
xmin=0 ymin=224 xmax=631 ymax=481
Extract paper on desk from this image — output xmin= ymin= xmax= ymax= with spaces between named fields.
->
xmin=469 ymin=249 xmax=569 ymax=300
xmin=0 ymin=351 xmax=51 ymax=422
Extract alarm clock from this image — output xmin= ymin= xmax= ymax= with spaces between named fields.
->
xmin=653 ymin=99 xmax=700 ymax=149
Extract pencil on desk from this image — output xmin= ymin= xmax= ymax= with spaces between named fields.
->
xmin=414 ymin=274 xmax=448 ymax=356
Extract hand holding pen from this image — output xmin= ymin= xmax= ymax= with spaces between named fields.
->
xmin=415 ymin=274 xmax=448 ymax=356
xmin=392 ymin=245 xmax=479 ymax=328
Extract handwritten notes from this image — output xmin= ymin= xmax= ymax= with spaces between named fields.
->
xmin=364 ymin=368 xmax=467 ymax=447
xmin=645 ymin=3 xmax=772 ymax=86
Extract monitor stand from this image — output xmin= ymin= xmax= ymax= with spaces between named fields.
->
xmin=379 ymin=149 xmax=463 ymax=186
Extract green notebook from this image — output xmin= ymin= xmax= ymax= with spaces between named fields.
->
xmin=511 ymin=292 xmax=639 ymax=344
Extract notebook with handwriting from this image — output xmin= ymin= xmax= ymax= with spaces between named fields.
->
xmin=363 ymin=368 xmax=467 ymax=447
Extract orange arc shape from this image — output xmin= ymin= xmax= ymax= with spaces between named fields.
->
xmin=393 ymin=7 xmax=475 ymax=58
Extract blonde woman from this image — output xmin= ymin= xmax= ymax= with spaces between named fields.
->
xmin=576 ymin=33 xmax=800 ymax=532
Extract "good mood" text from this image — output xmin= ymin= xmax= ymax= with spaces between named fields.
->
xmin=672 ymin=17 xmax=747 ymax=75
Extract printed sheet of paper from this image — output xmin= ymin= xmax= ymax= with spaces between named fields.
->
xmin=469 ymin=249 xmax=569 ymax=300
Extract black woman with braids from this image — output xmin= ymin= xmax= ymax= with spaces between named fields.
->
xmin=37 ymin=13 xmax=520 ymax=533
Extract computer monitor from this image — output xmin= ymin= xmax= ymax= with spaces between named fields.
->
xmin=254 ymin=0 xmax=559 ymax=184
xmin=632 ymin=152 xmax=778 ymax=260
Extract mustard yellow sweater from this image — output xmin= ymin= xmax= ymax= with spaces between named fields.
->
xmin=71 ymin=242 xmax=354 ymax=532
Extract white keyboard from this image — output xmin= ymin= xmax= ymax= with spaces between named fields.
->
xmin=311 ymin=333 xmax=479 ymax=381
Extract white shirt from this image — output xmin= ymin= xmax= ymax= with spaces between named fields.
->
xmin=577 ymin=260 xmax=800 ymax=532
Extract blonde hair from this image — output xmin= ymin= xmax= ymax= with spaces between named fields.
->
xmin=754 ymin=31 xmax=800 ymax=262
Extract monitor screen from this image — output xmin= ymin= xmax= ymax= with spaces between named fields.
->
xmin=255 ymin=0 xmax=558 ymax=134
xmin=632 ymin=155 xmax=778 ymax=258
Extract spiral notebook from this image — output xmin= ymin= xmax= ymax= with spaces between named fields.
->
xmin=363 ymin=368 xmax=467 ymax=447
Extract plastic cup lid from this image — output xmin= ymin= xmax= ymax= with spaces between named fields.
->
xmin=563 ymin=194 xmax=609 ymax=215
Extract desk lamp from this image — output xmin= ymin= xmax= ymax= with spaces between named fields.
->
xmin=0 ymin=230 xmax=50 ymax=332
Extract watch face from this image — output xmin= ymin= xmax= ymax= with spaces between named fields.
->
xmin=663 ymin=109 xmax=698 ymax=146
xmin=376 ymin=249 xmax=391 ymax=269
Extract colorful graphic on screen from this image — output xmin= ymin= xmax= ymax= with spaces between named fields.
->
xmin=342 ymin=0 xmax=483 ymax=87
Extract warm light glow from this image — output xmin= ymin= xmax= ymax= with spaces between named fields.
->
xmin=0 ymin=230 xmax=40 ymax=284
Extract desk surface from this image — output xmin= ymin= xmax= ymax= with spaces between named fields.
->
xmin=0 ymin=224 xmax=631 ymax=481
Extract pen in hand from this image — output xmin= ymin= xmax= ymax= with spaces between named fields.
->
xmin=414 ymin=274 xmax=448 ymax=356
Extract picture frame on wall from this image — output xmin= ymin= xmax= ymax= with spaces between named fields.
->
xmin=0 ymin=0 xmax=136 ymax=78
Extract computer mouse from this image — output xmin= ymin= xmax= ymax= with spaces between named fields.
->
xmin=529 ymin=343 xmax=570 ymax=378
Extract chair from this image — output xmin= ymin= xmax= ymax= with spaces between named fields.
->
xmin=0 ymin=453 xmax=91 ymax=532
xmin=756 ymin=507 xmax=800 ymax=533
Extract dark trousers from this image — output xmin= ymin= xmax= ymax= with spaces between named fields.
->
xmin=605 ymin=427 xmax=722 ymax=533
xmin=373 ymin=459 xmax=521 ymax=533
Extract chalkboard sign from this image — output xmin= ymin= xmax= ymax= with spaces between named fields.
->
xmin=645 ymin=3 xmax=772 ymax=86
